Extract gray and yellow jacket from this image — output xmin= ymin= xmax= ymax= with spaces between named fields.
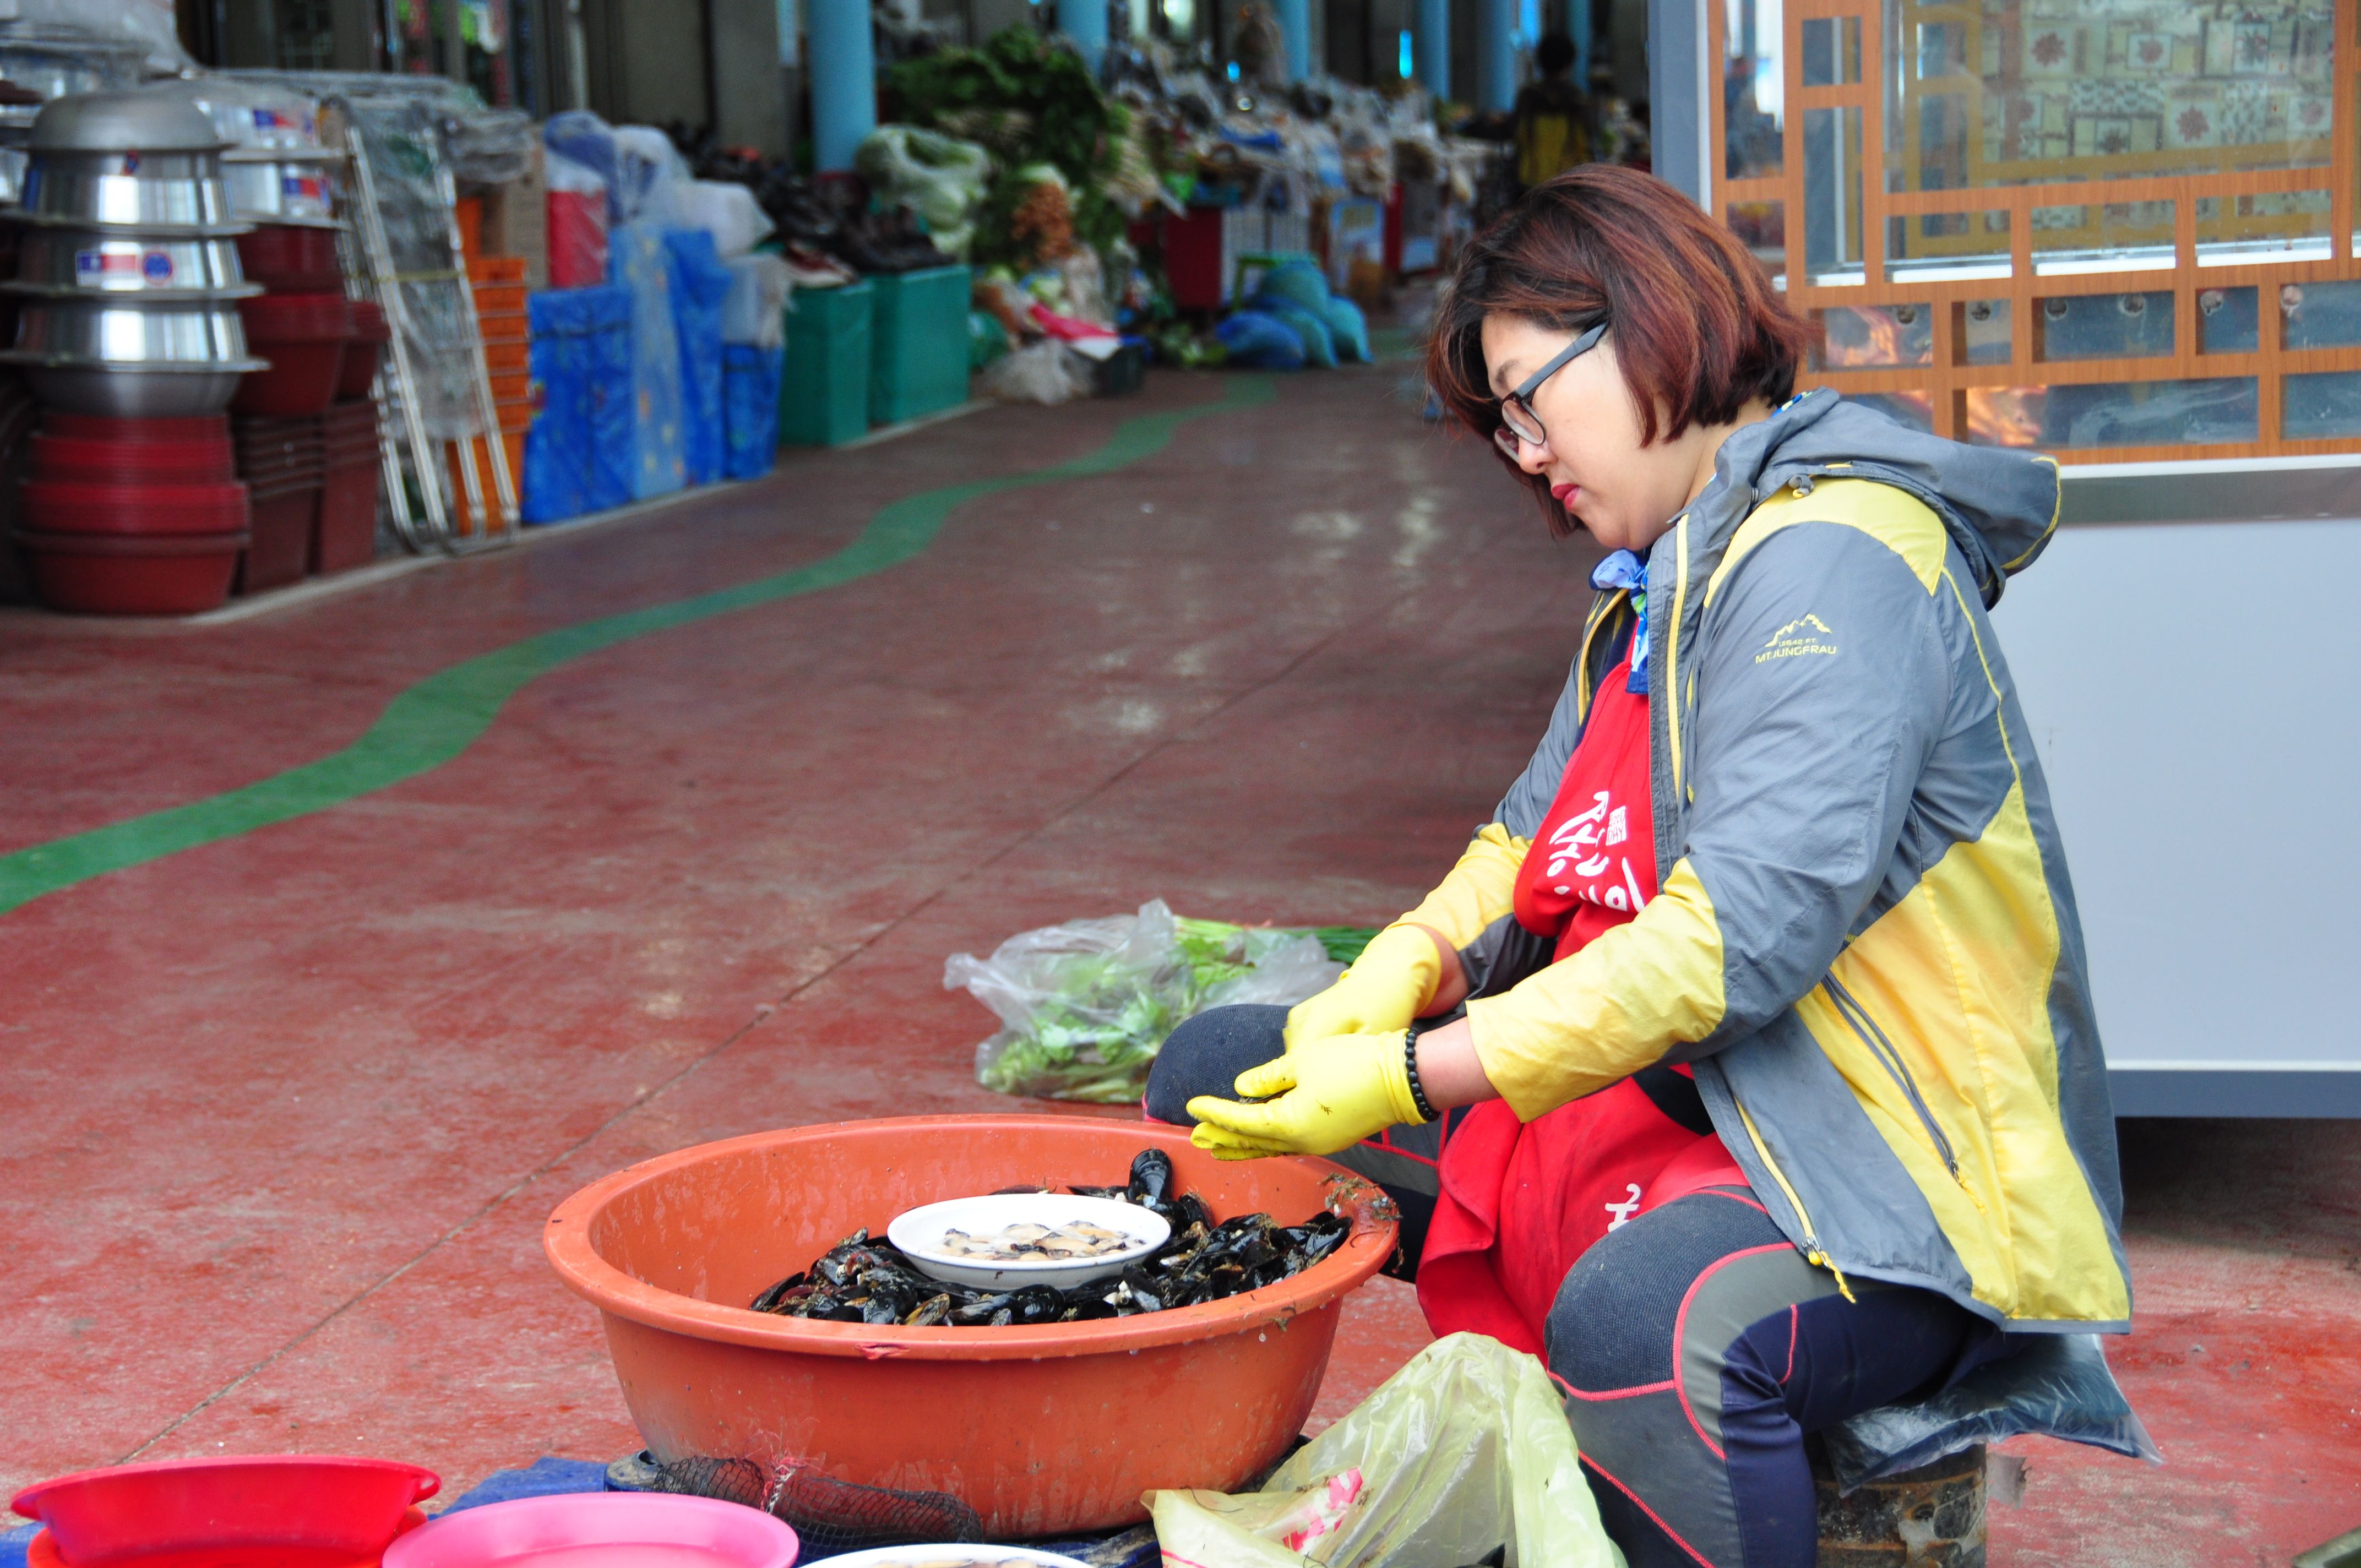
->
xmin=1402 ymin=389 xmax=2130 ymax=1333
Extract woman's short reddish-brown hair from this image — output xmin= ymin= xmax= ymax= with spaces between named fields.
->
xmin=1426 ymin=165 xmax=1816 ymax=533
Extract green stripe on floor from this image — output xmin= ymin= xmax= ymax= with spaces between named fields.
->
xmin=0 ymin=375 xmax=1277 ymax=918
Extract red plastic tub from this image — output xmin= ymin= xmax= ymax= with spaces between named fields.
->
xmin=338 ymin=301 xmax=390 ymax=400
xmin=20 ymin=478 xmax=249 ymax=535
xmin=313 ymin=459 xmax=379 ymax=574
xmin=30 ymin=432 xmax=235 ymax=483
xmin=10 ymin=1455 xmax=439 ymax=1564
xmin=13 ymin=527 xmax=248 ymax=614
xmin=42 ymin=412 xmax=230 ymax=445
xmin=237 ymin=224 xmax=344 ymax=293
xmin=241 ymin=480 xmax=321 ymax=592
xmin=543 ymin=1115 xmax=1396 ymax=1538
xmin=234 ymin=293 xmax=353 ymax=418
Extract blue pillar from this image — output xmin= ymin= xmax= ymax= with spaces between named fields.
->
xmin=1274 ymin=0 xmax=1310 ymax=80
xmin=808 ymin=0 xmax=875 ymax=173
xmin=1416 ymin=0 xmax=1449 ymax=97
xmin=1056 ymin=0 xmax=1107 ymax=76
xmin=1570 ymin=0 xmax=1591 ymax=88
xmin=1479 ymin=0 xmax=1516 ymax=111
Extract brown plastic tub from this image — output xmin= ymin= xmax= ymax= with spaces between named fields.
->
xmin=543 ymin=1115 xmax=1396 ymax=1539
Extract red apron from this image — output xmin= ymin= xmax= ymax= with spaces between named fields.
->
xmin=1417 ymin=651 xmax=1744 ymax=1353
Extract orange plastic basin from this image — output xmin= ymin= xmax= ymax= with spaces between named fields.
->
xmin=543 ymin=1115 xmax=1397 ymax=1539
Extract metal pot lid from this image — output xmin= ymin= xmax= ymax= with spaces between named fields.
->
xmin=0 ymin=208 xmax=255 ymax=238
xmin=0 ymin=349 xmax=270 ymax=373
xmin=144 ymin=79 xmax=326 ymax=154
xmin=29 ymin=90 xmax=228 ymax=155
xmin=220 ymin=146 xmax=340 ymax=164
xmin=0 ymin=279 xmax=263 ymax=300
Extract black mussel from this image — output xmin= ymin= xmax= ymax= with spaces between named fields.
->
xmin=1008 ymin=1284 xmax=1067 ymax=1325
xmin=1067 ymin=1184 xmax=1128 ymax=1200
xmin=1117 ymin=1265 xmax=1165 ymax=1312
xmin=857 ymin=1296 xmax=902 ymax=1326
xmin=1128 ymin=1148 xmax=1175 ymax=1208
xmin=1166 ymin=1192 xmax=1213 ymax=1233
xmin=950 ymin=1292 xmax=1015 ymax=1325
xmin=989 ymin=1306 xmax=1014 ymax=1326
xmin=749 ymin=1271 xmax=804 ymax=1313
xmin=904 ymin=1293 xmax=954 ymax=1327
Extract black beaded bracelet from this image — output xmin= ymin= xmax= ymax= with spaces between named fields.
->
xmin=1403 ymin=1022 xmax=1439 ymax=1123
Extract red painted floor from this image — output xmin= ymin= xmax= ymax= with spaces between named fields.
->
xmin=0 ymin=363 xmax=2352 ymax=1565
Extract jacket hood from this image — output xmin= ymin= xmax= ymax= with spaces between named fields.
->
xmin=1684 ymin=389 xmax=2061 ymax=607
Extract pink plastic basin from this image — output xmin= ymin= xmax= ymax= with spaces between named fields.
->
xmin=543 ymin=1115 xmax=1396 ymax=1539
xmin=383 ymin=1495 xmax=797 ymax=1568
xmin=10 ymin=1456 xmax=439 ymax=1567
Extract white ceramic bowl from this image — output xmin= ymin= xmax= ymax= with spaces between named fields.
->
xmin=813 ymin=1548 xmax=1089 ymax=1568
xmin=887 ymin=1193 xmax=1169 ymax=1291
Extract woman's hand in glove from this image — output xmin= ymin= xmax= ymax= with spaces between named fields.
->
xmin=1187 ymin=1031 xmax=1426 ymax=1159
xmin=1283 ymin=924 xmax=1451 ymax=1050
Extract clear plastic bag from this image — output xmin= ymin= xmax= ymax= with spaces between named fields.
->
xmin=855 ymin=126 xmax=993 ymax=260
xmin=546 ymin=152 xmax=610 ymax=288
xmin=1821 ymin=1331 xmax=2162 ymax=1490
xmin=976 ymin=340 xmax=1095 ymax=406
xmin=1146 ymin=1333 xmax=1625 ymax=1568
xmin=947 ymin=900 xmax=1343 ymax=1104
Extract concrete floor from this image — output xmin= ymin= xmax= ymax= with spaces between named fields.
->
xmin=0 ymin=362 xmax=2352 ymax=1565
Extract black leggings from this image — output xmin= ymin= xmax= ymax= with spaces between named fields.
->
xmin=1147 ymin=1005 xmax=2003 ymax=1568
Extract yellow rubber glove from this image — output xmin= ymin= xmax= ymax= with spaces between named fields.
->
xmin=1283 ymin=924 xmax=1444 ymax=1050
xmin=1188 ymin=1030 xmax=1428 ymax=1159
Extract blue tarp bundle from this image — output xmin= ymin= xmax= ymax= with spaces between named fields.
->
xmin=584 ymin=283 xmax=635 ymax=513
xmin=522 ymin=285 xmax=634 ymax=524
xmin=665 ymin=229 xmax=732 ymax=487
xmin=610 ymin=222 xmax=686 ymax=501
xmin=722 ymin=344 xmax=786 ymax=481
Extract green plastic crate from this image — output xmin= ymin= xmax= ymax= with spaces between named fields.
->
xmin=868 ymin=264 xmax=973 ymax=427
xmin=777 ymin=277 xmax=873 ymax=447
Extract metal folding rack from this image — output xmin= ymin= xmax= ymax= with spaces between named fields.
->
xmin=320 ymin=92 xmax=516 ymax=554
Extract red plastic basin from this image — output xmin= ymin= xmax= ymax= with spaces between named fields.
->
xmin=42 ymin=413 xmax=230 ymax=445
xmin=237 ymin=224 xmax=344 ymax=294
xmin=240 ymin=481 xmax=321 ymax=593
xmin=13 ymin=526 xmax=248 ymax=614
xmin=235 ymin=294 xmax=353 ymax=418
xmin=11 ymin=1456 xmax=439 ymax=1567
xmin=30 ymin=432 xmax=235 ymax=483
xmin=20 ymin=478 xmax=249 ymax=535
xmin=339 ymin=301 xmax=389 ymax=400
xmin=313 ymin=460 xmax=379 ymax=574
xmin=543 ymin=1115 xmax=1396 ymax=1539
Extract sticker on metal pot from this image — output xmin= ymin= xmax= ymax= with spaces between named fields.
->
xmin=75 ymin=248 xmax=174 ymax=287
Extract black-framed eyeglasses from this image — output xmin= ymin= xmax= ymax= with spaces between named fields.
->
xmin=1493 ymin=320 xmax=1608 ymax=459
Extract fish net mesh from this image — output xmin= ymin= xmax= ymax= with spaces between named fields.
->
xmin=649 ymin=1456 xmax=984 ymax=1556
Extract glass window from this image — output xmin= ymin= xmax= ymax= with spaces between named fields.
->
xmin=1879 ymin=0 xmax=2336 ymax=277
xmin=1725 ymin=0 xmax=1785 ymax=181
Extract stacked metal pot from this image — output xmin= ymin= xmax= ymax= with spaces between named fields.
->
xmin=0 ymin=89 xmax=265 ymax=613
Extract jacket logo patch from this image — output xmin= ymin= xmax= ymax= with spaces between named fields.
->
xmin=1759 ymin=613 xmax=1839 ymax=663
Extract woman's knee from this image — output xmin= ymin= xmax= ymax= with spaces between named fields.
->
xmin=1142 ymin=1005 xmax=1288 ymax=1124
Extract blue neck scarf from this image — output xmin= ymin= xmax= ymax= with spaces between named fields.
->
xmin=1591 ymin=548 xmax=1650 ymax=694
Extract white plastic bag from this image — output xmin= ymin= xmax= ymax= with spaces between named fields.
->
xmin=721 ymin=253 xmax=796 ymax=348
xmin=977 ymin=340 xmax=1095 ymax=406
xmin=670 ymin=179 xmax=776 ymax=259
xmin=1148 ymin=1335 xmax=1627 ymax=1568
xmin=946 ymin=901 xmax=1343 ymax=1103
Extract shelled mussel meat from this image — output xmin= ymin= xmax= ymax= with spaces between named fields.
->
xmin=749 ymin=1148 xmax=1353 ymax=1328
